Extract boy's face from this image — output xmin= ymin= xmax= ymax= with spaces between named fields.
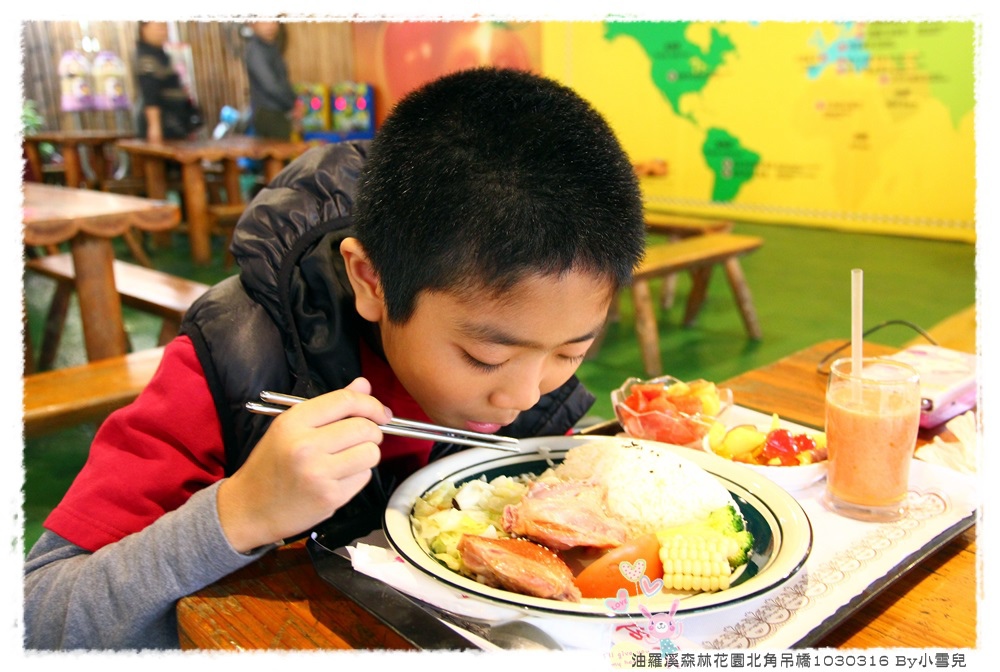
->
xmin=378 ymin=270 xmax=614 ymax=433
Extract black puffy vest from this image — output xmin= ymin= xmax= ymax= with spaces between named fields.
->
xmin=179 ymin=141 xmax=596 ymax=543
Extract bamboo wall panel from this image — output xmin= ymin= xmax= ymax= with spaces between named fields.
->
xmin=282 ymin=22 xmax=356 ymax=85
xmin=176 ymin=21 xmax=253 ymax=125
xmin=21 ymin=21 xmax=140 ymax=132
xmin=21 ymin=20 xmax=356 ymax=136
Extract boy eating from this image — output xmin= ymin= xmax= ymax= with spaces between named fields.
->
xmin=24 ymin=67 xmax=645 ymax=649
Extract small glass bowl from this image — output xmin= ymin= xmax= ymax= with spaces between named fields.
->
xmin=611 ymin=375 xmax=733 ymax=448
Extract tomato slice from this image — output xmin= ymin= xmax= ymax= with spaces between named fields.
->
xmin=760 ymin=429 xmax=819 ymax=466
xmin=573 ymin=534 xmax=663 ymax=598
xmin=669 ymin=395 xmax=703 ymax=416
xmin=632 ymin=383 xmax=669 ymax=395
xmin=623 ymin=389 xmax=648 ymax=412
xmin=646 ymin=412 xmax=702 ymax=445
xmin=645 ymin=396 xmax=677 ymax=414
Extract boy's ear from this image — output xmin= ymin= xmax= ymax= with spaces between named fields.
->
xmin=340 ymin=237 xmax=386 ymax=322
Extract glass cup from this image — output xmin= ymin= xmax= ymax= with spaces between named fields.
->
xmin=823 ymin=356 xmax=921 ymax=522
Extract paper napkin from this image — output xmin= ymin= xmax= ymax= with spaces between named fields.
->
xmin=345 ymin=535 xmax=669 ymax=652
xmin=915 ymin=410 xmax=978 ymax=474
xmin=346 ymin=541 xmax=523 ymax=623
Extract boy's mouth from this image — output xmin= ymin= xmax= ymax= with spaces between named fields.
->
xmin=464 ymin=421 xmax=507 ymax=434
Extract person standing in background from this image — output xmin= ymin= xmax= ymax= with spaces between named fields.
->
xmin=135 ymin=21 xmax=195 ymax=142
xmin=245 ymin=21 xmax=303 ymax=140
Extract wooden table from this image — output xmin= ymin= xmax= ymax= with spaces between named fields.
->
xmin=23 ymin=184 xmax=180 ymax=363
xmin=176 ymin=338 xmax=976 ymax=651
xmin=117 ymin=137 xmax=311 ymax=264
xmin=23 ymin=130 xmax=134 ymax=190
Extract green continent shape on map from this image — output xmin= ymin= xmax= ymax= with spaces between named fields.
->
xmin=864 ymin=21 xmax=974 ymax=129
xmin=702 ymin=128 xmax=761 ymax=202
xmin=604 ymin=21 xmax=735 ymax=123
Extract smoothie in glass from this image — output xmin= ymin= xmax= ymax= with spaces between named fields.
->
xmin=823 ymin=357 xmax=921 ymax=522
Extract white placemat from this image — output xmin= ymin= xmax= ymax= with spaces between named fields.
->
xmin=344 ymin=411 xmax=979 ymax=654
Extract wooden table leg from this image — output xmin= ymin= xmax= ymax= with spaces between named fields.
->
xmin=660 ymin=234 xmax=680 ymax=309
xmin=23 ymin=141 xmax=43 ymax=182
xmin=181 ymin=162 xmax=212 ymax=264
xmin=61 ymin=145 xmax=84 ymax=189
xmin=682 ymin=266 xmax=713 ymax=327
xmin=38 ymin=281 xmax=73 ymax=370
xmin=121 ymin=230 xmax=153 ymax=268
xmin=87 ymin=143 xmax=110 ymax=188
xmin=723 ymin=257 xmax=763 ymax=340
xmin=70 ymin=234 xmax=128 ymax=361
xmin=138 ymin=155 xmax=173 ymax=249
xmin=223 ymin=158 xmax=243 ymax=204
xmin=138 ymin=154 xmax=167 ymax=199
xmin=263 ymin=157 xmax=285 ymax=183
xmin=631 ymin=278 xmax=663 ymax=377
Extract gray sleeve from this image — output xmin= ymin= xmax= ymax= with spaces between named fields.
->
xmin=23 ymin=480 xmax=278 ymax=650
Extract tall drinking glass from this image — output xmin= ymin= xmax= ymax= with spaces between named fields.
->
xmin=823 ymin=357 xmax=921 ymax=522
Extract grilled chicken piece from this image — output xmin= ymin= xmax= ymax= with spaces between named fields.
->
xmin=457 ymin=534 xmax=582 ymax=602
xmin=502 ymin=480 xmax=627 ymax=551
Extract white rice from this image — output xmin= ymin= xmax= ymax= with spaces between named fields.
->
xmin=553 ymin=438 xmax=734 ymax=536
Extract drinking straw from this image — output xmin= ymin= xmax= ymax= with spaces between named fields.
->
xmin=851 ymin=268 xmax=863 ymax=394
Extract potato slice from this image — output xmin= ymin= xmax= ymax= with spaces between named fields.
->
xmin=706 ymin=420 xmax=727 ymax=450
xmin=690 ymin=380 xmax=722 ymax=416
xmin=717 ymin=425 xmax=766 ymax=459
xmin=812 ymin=432 xmax=827 ymax=452
xmin=666 ymin=381 xmax=691 ymax=397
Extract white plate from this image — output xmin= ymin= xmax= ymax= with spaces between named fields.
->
xmin=703 ymin=416 xmax=828 ymax=491
xmin=383 ymin=435 xmax=812 ymax=620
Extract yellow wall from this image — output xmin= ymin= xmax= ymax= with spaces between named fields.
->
xmin=543 ymin=21 xmax=976 ymax=243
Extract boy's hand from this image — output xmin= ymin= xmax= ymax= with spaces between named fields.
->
xmin=217 ymin=378 xmax=388 ymax=553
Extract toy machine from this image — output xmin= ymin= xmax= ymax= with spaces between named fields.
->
xmin=58 ymin=50 xmax=94 ymax=113
xmin=296 ymin=81 xmax=375 ymax=142
xmin=294 ymin=83 xmax=332 ymax=134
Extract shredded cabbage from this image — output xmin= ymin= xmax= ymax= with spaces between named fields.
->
xmin=411 ymin=474 xmax=532 ymax=573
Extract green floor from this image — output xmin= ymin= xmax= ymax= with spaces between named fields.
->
xmin=21 ymin=223 xmax=977 ymax=552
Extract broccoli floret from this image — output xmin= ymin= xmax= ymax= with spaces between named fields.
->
xmin=707 ymin=503 xmax=746 ymax=534
xmin=727 ymin=530 xmax=754 ymax=568
xmin=706 ymin=504 xmax=754 ymax=569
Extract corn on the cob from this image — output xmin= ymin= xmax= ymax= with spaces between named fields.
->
xmin=656 ymin=529 xmax=734 ymax=592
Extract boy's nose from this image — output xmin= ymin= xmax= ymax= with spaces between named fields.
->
xmin=490 ymin=376 xmax=542 ymax=412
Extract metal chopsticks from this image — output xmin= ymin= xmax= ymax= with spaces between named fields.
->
xmin=245 ymin=390 xmax=521 ymax=452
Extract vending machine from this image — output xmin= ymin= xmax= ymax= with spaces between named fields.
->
xmin=294 ymin=83 xmax=331 ymax=133
xmin=300 ymin=81 xmax=375 ymax=142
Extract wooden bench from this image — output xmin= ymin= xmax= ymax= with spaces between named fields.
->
xmin=643 ymin=212 xmax=733 ymax=310
xmin=590 ymin=233 xmax=764 ymax=377
xmin=23 ymin=347 xmax=165 ymax=438
xmin=643 ymin=212 xmax=733 ymax=238
xmin=25 ymin=253 xmax=209 ymax=371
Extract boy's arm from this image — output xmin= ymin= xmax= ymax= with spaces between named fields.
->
xmin=24 ymin=335 xmax=386 ymax=649
xmin=23 ymin=480 xmax=276 ymax=650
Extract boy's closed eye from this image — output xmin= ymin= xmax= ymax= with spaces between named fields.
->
xmin=462 ymin=351 xmax=505 ymax=373
xmin=461 ymin=348 xmax=589 ymax=373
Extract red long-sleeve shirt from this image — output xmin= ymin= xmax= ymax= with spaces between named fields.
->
xmin=45 ymin=335 xmax=433 ymax=552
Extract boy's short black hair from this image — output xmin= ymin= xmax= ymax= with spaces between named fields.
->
xmin=354 ymin=67 xmax=645 ymax=322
